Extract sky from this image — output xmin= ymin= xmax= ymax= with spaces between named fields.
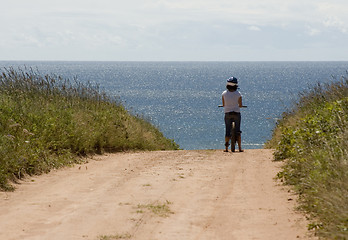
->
xmin=1 ymin=0 xmax=348 ymax=61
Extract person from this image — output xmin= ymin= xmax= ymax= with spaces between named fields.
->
xmin=221 ymin=76 xmax=244 ymax=152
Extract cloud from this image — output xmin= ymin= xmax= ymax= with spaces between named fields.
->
xmin=306 ymin=25 xmax=322 ymax=36
xmin=1 ymin=0 xmax=348 ymax=60
xmin=248 ymin=26 xmax=261 ymax=31
xmin=323 ymin=16 xmax=347 ymax=33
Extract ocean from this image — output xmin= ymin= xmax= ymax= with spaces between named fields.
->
xmin=1 ymin=61 xmax=347 ymax=150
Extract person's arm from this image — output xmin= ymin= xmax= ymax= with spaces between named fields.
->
xmin=238 ymin=96 xmax=243 ymax=107
xmin=222 ymin=96 xmax=225 ymax=107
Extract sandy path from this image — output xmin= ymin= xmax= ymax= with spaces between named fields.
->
xmin=0 ymin=149 xmax=315 ymax=240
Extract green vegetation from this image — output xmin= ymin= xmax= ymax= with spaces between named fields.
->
xmin=266 ymin=74 xmax=348 ymax=239
xmin=99 ymin=233 xmax=132 ymax=240
xmin=136 ymin=200 xmax=174 ymax=217
xmin=0 ymin=68 xmax=179 ymax=191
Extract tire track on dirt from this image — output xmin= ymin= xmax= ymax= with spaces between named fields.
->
xmin=0 ymin=150 xmax=316 ymax=240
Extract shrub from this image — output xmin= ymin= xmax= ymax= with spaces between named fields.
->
xmin=0 ymin=67 xmax=179 ymax=191
xmin=266 ymin=74 xmax=348 ymax=239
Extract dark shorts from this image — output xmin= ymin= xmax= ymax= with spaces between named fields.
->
xmin=224 ymin=112 xmax=241 ymax=138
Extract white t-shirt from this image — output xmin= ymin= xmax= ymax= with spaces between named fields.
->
xmin=222 ymin=90 xmax=241 ymax=113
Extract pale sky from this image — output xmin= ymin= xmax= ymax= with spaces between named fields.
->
xmin=1 ymin=0 xmax=348 ymax=61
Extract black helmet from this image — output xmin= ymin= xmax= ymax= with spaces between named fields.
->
xmin=227 ymin=76 xmax=238 ymax=86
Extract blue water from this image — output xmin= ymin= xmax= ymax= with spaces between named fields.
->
xmin=1 ymin=61 xmax=347 ymax=150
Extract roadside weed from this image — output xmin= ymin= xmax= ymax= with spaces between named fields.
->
xmin=98 ymin=233 xmax=131 ymax=240
xmin=0 ymin=68 xmax=179 ymax=191
xmin=136 ymin=200 xmax=174 ymax=217
xmin=266 ymin=75 xmax=348 ymax=239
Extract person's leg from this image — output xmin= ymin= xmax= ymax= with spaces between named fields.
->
xmin=235 ymin=113 xmax=243 ymax=152
xmin=224 ymin=114 xmax=232 ymax=152
xmin=229 ymin=114 xmax=239 ymax=152
xmin=224 ymin=137 xmax=230 ymax=152
xmin=237 ymin=135 xmax=243 ymax=152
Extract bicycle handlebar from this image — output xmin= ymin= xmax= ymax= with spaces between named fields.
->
xmin=218 ymin=105 xmax=247 ymax=108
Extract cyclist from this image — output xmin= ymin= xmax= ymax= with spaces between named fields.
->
xmin=222 ymin=76 xmax=244 ymax=152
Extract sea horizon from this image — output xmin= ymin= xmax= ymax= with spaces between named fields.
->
xmin=1 ymin=61 xmax=347 ymax=149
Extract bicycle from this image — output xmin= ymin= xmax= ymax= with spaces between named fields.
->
xmin=219 ymin=105 xmax=247 ymax=152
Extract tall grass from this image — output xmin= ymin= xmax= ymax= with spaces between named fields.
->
xmin=266 ymin=73 xmax=348 ymax=239
xmin=0 ymin=67 xmax=179 ymax=191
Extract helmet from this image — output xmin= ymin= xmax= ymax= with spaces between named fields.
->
xmin=227 ymin=76 xmax=238 ymax=86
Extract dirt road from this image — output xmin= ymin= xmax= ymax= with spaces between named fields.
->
xmin=0 ymin=149 xmax=315 ymax=240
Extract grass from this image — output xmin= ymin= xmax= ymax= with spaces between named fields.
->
xmin=0 ymin=67 xmax=179 ymax=191
xmin=136 ymin=200 xmax=174 ymax=218
xmin=98 ymin=233 xmax=132 ymax=240
xmin=265 ymin=73 xmax=348 ymax=239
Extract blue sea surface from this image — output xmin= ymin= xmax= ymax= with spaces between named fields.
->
xmin=1 ymin=61 xmax=347 ymax=150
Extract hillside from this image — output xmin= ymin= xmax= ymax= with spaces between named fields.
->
xmin=0 ymin=68 xmax=178 ymax=191
xmin=266 ymin=75 xmax=348 ymax=239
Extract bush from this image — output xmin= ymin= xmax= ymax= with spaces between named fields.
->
xmin=266 ymin=74 xmax=348 ymax=239
xmin=0 ymin=67 xmax=179 ymax=191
